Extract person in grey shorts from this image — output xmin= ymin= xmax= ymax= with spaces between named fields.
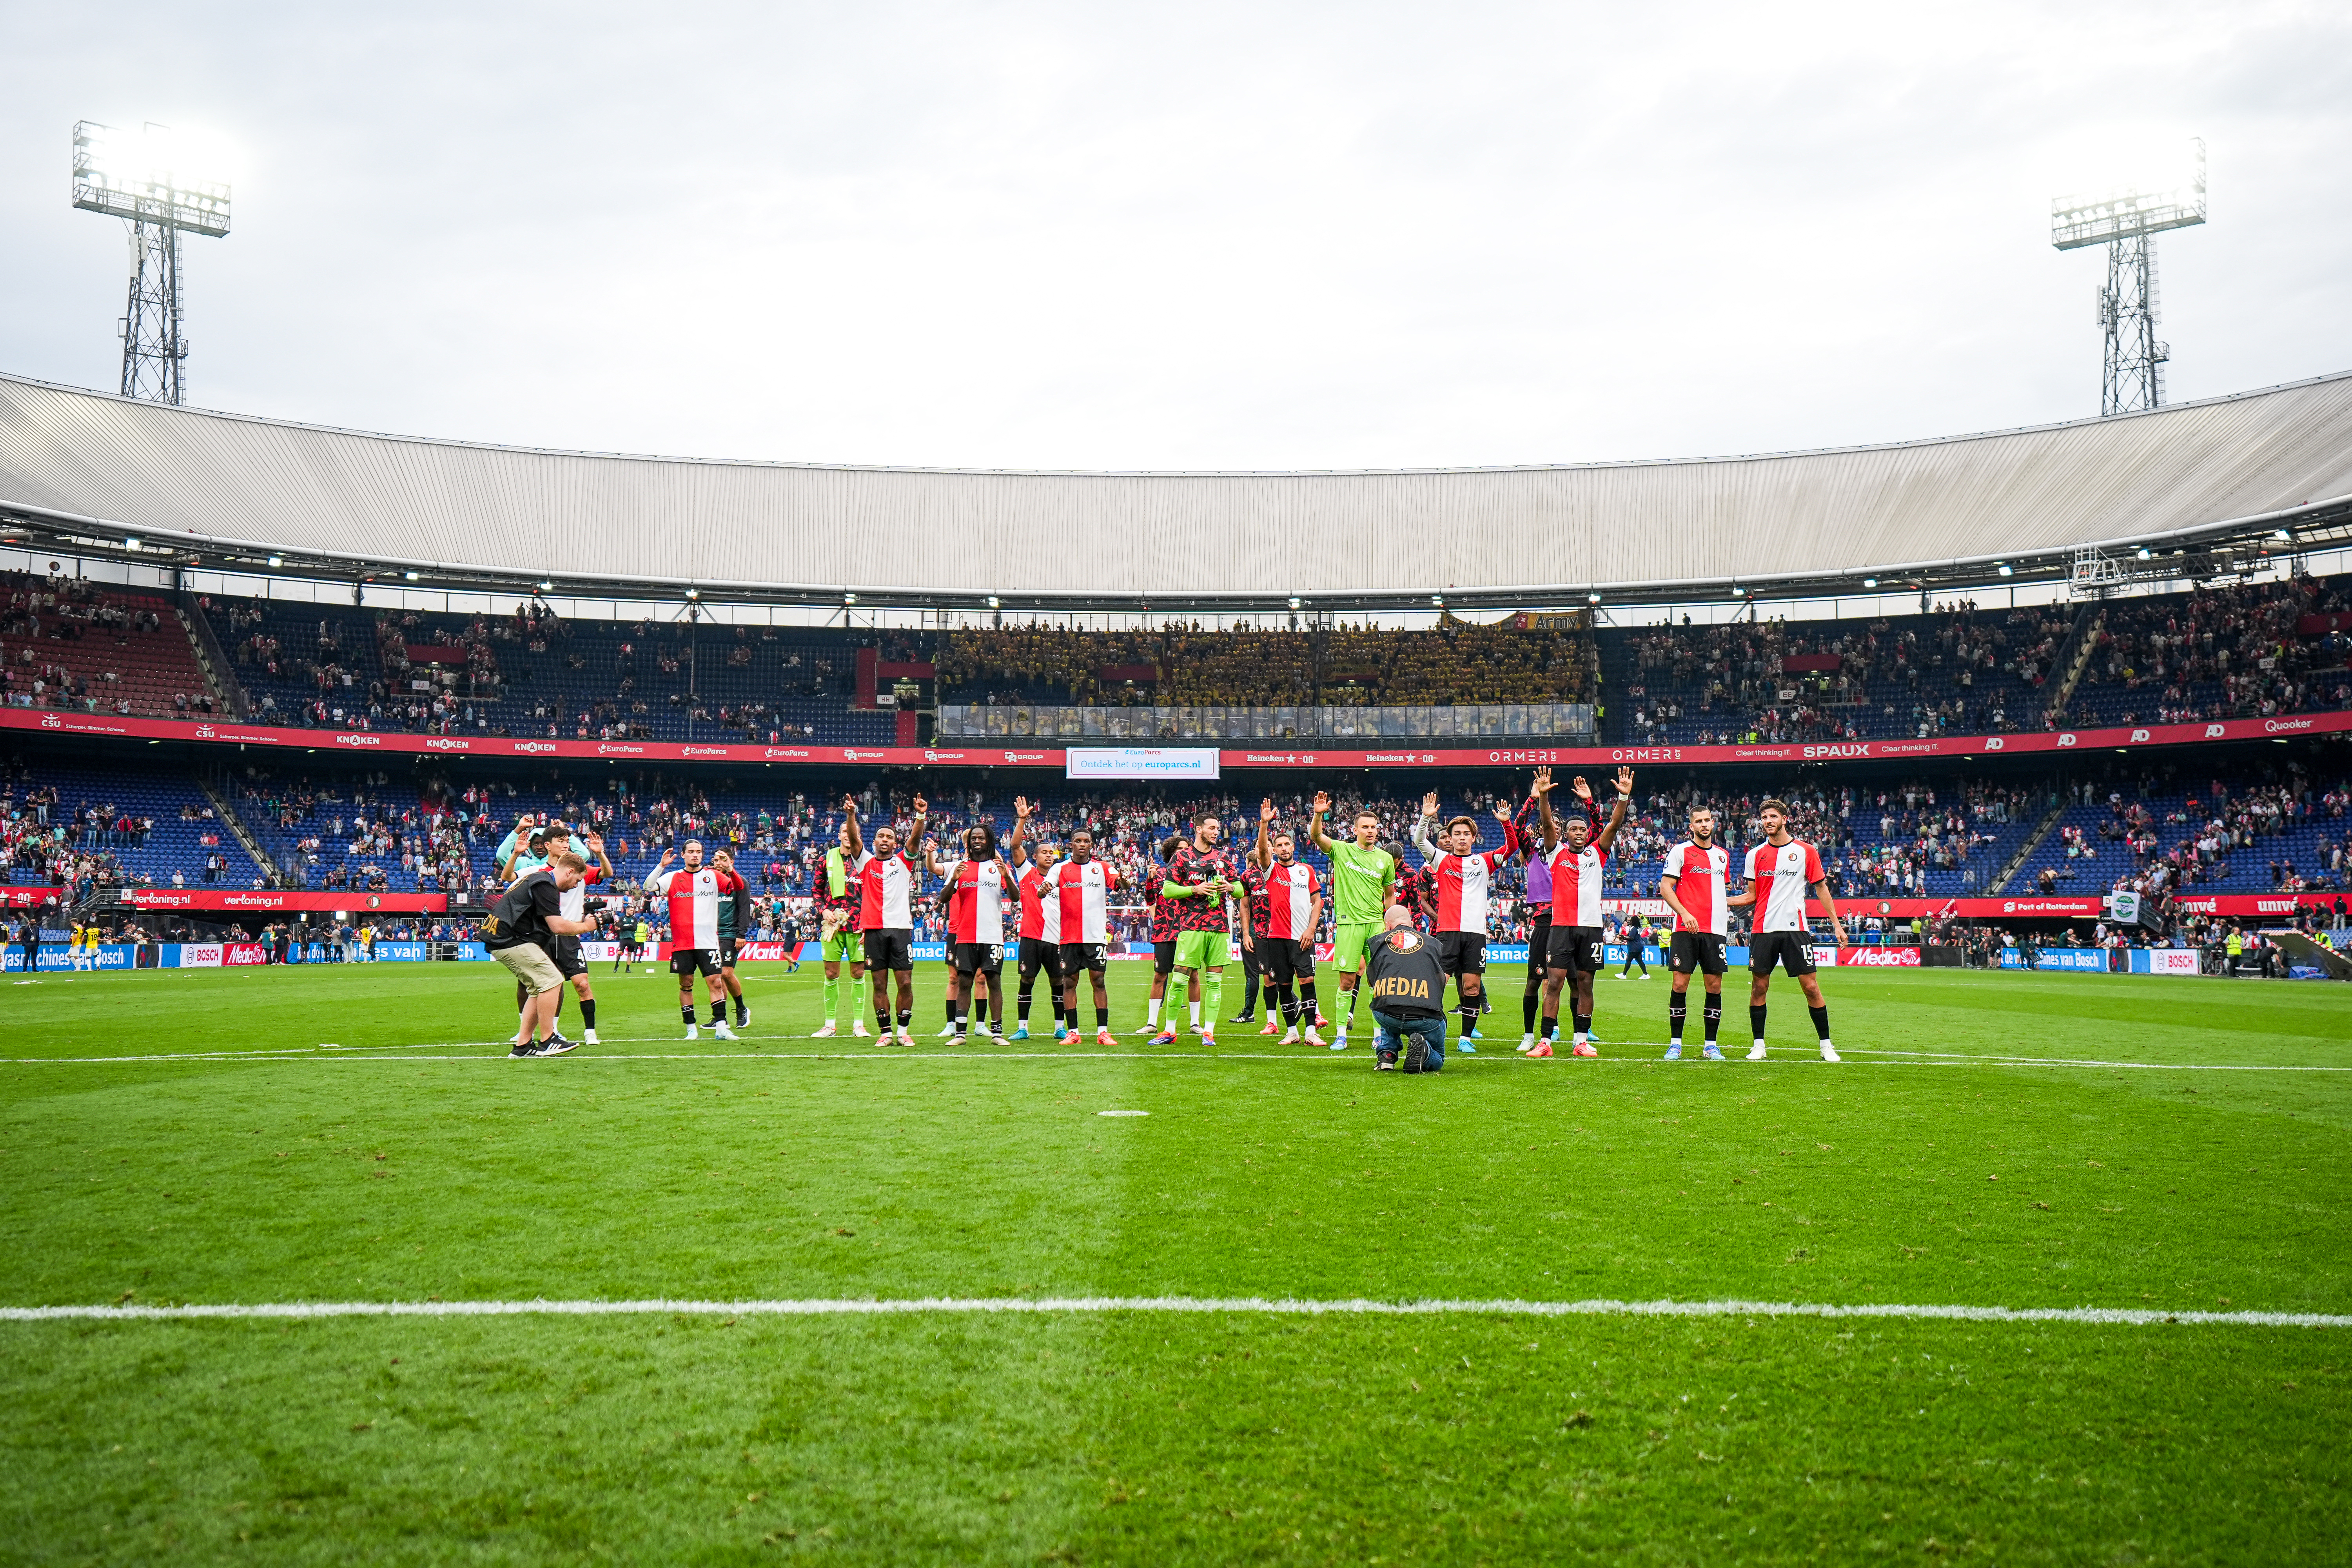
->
xmin=484 ymin=853 xmax=599 ymax=1058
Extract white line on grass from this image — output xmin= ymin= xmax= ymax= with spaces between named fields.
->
xmin=1 ymin=1295 xmax=2343 ymax=1328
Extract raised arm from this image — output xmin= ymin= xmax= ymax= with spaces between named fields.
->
xmin=841 ymin=795 xmax=864 ymax=859
xmin=1533 ymin=766 xmax=1559 ymax=853
xmin=1410 ymin=791 xmax=1442 ymax=862
xmin=907 ymin=793 xmax=929 ymax=852
xmin=1306 ymin=790 xmax=1336 ymax=854
xmin=640 ymin=845 xmax=675 ymax=893
xmin=1251 ymin=799 xmax=1275 ymax=871
xmin=1007 ymin=797 xmax=1032 ymax=866
xmin=1591 ymin=766 xmax=1635 ymax=855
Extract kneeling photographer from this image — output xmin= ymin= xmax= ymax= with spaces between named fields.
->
xmin=1366 ymin=907 xmax=1448 ymax=1073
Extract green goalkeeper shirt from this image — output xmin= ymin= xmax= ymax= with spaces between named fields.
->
xmin=1325 ymin=839 xmax=1397 ymax=926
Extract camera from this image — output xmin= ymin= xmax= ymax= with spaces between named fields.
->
xmin=583 ymin=897 xmax=609 ymax=913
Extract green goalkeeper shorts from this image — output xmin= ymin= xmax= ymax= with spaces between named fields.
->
xmin=821 ymin=928 xmax=862 ymax=965
xmin=1172 ymin=929 xmax=1230 ymax=971
xmin=1330 ymin=920 xmax=1378 ymax=975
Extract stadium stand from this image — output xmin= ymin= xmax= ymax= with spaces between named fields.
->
xmin=935 ymin=617 xmax=1593 ymax=709
xmin=1597 ymin=573 xmax=2352 ymax=746
xmin=201 ymin=595 xmax=898 ymax=744
xmin=2 ymin=756 xmax=247 ymax=895
xmin=4 ymin=569 xmax=219 ymax=720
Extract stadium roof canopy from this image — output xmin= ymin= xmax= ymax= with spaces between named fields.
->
xmin=2 ymin=368 xmax=2349 ymax=613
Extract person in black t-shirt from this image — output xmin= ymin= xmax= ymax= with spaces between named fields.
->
xmin=485 ymin=853 xmax=599 ymax=1058
xmin=1365 ymin=907 xmax=1450 ymax=1074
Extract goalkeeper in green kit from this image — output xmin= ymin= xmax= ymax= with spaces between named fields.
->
xmin=1307 ymin=790 xmax=1400 ymax=1051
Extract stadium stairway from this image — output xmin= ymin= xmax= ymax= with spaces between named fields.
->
xmin=198 ymin=775 xmax=283 ymax=885
xmin=176 ymin=592 xmax=249 ymax=718
xmin=1988 ymin=796 xmax=2071 ymax=894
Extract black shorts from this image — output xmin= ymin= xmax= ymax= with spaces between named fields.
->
xmin=1670 ymin=931 xmax=1728 ymax=976
xmin=717 ymin=935 xmax=739 ymax=968
xmin=1437 ymin=931 xmax=1487 ymax=976
xmin=952 ymin=940 xmax=1004 ymax=975
xmin=670 ymin=947 xmax=719 ymax=978
xmin=1240 ymin=936 xmax=1268 ymax=976
xmin=1153 ymin=938 xmax=1177 ymax=975
xmin=1058 ymin=941 xmax=1109 ymax=975
xmin=1259 ymin=936 xmax=1314 ymax=984
xmin=862 ymin=929 xmax=915 ymax=972
xmin=554 ymin=935 xmax=588 ymax=980
xmin=1748 ymin=931 xmax=1818 ymax=976
xmin=1018 ymin=936 xmax=1063 ymax=982
xmin=1524 ymin=914 xmax=1552 ymax=978
xmin=1547 ymin=925 xmax=1605 ymax=974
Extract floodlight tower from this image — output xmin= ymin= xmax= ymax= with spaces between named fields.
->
xmin=2051 ymin=140 xmax=2205 ymax=417
xmin=71 ymin=121 xmax=232 ymax=406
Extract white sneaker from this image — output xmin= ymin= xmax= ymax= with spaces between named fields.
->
xmin=686 ymin=1023 xmax=700 ymax=1041
xmin=1746 ymin=1042 xmax=1767 ymax=1061
xmin=583 ymin=1028 xmax=600 ymax=1045
xmin=1819 ymin=1042 xmax=1840 ymax=1063
xmin=938 ymin=1023 xmax=958 ymax=1038
xmin=1305 ymin=1026 xmax=1325 ymax=1047
xmin=1132 ymin=1022 xmax=1158 ymax=1034
xmin=896 ymin=1027 xmax=915 ymax=1047
xmin=1517 ymin=1032 xmax=1535 ymax=1053
xmin=852 ymin=1019 xmax=870 ymax=1038
xmin=713 ymin=1022 xmax=738 ymax=1041
xmin=811 ymin=1022 xmax=838 ymax=1038
xmin=1281 ymin=1027 xmax=1301 ymax=1045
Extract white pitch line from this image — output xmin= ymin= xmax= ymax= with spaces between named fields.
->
xmin=0 ymin=1295 xmax=2343 ymax=1329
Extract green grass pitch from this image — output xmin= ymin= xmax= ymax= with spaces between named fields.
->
xmin=3 ymin=958 xmax=2347 ymax=1564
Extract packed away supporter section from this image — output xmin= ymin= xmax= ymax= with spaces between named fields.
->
xmin=932 ymin=616 xmax=1593 ymax=710
xmin=1597 ymin=573 xmax=2351 ymax=749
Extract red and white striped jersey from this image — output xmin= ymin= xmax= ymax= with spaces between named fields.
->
xmin=1425 ymin=846 xmax=1514 ymax=936
xmin=647 ymin=866 xmax=720 ymax=949
xmin=1744 ymin=840 xmax=1826 ymax=932
xmin=1548 ymin=841 xmax=1606 ymax=928
xmin=1017 ymin=865 xmax=1051 ymax=941
xmin=1045 ymin=858 xmax=1120 ymax=945
xmin=855 ymin=850 xmax=916 ymax=930
xmin=1660 ymin=840 xmax=1731 ymax=936
xmin=1259 ymin=861 xmax=1319 ymax=940
xmin=938 ymin=856 xmax=1009 ymax=945
xmin=558 ymin=861 xmax=603 ymax=923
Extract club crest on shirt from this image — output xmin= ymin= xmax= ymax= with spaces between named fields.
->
xmin=1386 ymin=929 xmax=1425 ymax=953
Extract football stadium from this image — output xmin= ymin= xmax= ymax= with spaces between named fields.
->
xmin=8 ymin=23 xmax=2352 ymax=1565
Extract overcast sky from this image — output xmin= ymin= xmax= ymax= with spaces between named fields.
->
xmin=4 ymin=1 xmax=2349 ymax=472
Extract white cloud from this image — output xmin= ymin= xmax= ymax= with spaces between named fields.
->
xmin=1 ymin=0 xmax=2347 ymax=469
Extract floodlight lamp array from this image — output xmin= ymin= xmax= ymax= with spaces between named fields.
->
xmin=2051 ymin=139 xmax=2205 ymax=252
xmin=72 ymin=121 xmax=231 ymax=237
